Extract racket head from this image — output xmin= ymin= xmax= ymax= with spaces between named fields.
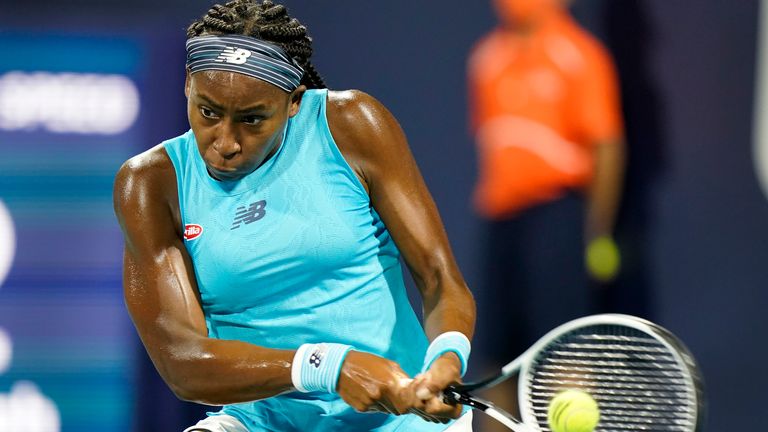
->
xmin=517 ymin=314 xmax=705 ymax=432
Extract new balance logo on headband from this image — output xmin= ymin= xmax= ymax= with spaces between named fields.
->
xmin=216 ymin=47 xmax=252 ymax=65
xmin=187 ymin=35 xmax=304 ymax=92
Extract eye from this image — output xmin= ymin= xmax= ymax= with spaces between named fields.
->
xmin=241 ymin=115 xmax=262 ymax=126
xmin=200 ymin=106 xmax=219 ymax=119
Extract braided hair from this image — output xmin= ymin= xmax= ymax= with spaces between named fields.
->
xmin=187 ymin=0 xmax=326 ymax=89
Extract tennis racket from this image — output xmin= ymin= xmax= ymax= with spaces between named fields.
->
xmin=443 ymin=314 xmax=705 ymax=431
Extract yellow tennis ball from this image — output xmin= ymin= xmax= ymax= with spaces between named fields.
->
xmin=548 ymin=390 xmax=600 ymax=432
xmin=585 ymin=236 xmax=620 ymax=282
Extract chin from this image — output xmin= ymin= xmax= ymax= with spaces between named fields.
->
xmin=205 ymin=164 xmax=242 ymax=181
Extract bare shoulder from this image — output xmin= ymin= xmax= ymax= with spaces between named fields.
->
xmin=326 ymin=89 xmax=394 ymax=131
xmin=325 ymin=89 xmax=406 ymax=157
xmin=119 ymin=142 xmax=175 ymax=175
xmin=115 ymin=144 xmax=175 ymax=199
xmin=113 ymin=143 xmax=179 ymax=225
xmin=324 ymin=89 xmax=414 ymax=195
xmin=326 ymin=89 xmax=373 ymax=111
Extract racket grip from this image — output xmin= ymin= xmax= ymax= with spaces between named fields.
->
xmin=442 ymin=384 xmax=464 ymax=405
xmin=399 ymin=377 xmax=447 ymax=401
xmin=405 ymin=377 xmax=447 ymax=401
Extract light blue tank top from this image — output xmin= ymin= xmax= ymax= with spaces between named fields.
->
xmin=164 ymin=89 xmax=453 ymax=431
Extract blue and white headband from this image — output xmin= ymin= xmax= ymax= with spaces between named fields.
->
xmin=186 ymin=35 xmax=305 ymax=92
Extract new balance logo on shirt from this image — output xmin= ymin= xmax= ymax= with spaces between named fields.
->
xmin=231 ymin=200 xmax=267 ymax=230
xmin=215 ymin=47 xmax=252 ymax=65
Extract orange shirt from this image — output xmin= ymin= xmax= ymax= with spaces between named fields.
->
xmin=468 ymin=13 xmax=623 ymax=219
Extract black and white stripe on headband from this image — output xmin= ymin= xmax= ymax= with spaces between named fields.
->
xmin=186 ymin=35 xmax=304 ymax=92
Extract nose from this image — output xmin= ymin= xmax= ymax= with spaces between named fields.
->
xmin=213 ymin=122 xmax=241 ymax=159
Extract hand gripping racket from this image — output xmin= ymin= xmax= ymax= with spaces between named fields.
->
xmin=443 ymin=314 xmax=705 ymax=431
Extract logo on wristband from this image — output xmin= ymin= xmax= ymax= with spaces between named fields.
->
xmin=308 ymin=345 xmax=327 ymax=368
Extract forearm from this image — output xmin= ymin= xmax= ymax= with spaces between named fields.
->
xmin=413 ymin=266 xmax=475 ymax=403
xmin=585 ymin=140 xmax=625 ymax=241
xmin=149 ymin=333 xmax=295 ymax=405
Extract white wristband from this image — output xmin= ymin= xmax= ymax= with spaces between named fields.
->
xmin=291 ymin=343 xmax=353 ymax=393
xmin=422 ymin=331 xmax=471 ymax=377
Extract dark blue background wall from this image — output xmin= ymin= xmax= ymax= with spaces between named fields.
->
xmin=2 ymin=0 xmax=767 ymax=430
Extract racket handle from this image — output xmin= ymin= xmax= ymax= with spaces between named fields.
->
xmin=405 ymin=377 xmax=451 ymax=401
xmin=443 ymin=386 xmax=533 ymax=432
xmin=442 ymin=385 xmax=487 ymax=410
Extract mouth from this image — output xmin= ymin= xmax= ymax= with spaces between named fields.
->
xmin=206 ymin=163 xmax=242 ymax=181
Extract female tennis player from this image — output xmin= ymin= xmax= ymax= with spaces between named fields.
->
xmin=112 ymin=1 xmax=475 ymax=431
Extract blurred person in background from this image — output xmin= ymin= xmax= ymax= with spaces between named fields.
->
xmin=467 ymin=0 xmax=625 ymax=428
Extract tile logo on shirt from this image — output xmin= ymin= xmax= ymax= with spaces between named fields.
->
xmin=184 ymin=224 xmax=204 ymax=241
xmin=231 ymin=200 xmax=267 ymax=230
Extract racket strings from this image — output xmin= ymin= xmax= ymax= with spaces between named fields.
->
xmin=524 ymin=325 xmax=697 ymax=432
xmin=534 ymin=370 xmax=689 ymax=386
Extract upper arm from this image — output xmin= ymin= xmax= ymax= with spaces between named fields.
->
xmin=113 ymin=148 xmax=207 ymax=378
xmin=326 ymin=91 xmax=464 ymax=298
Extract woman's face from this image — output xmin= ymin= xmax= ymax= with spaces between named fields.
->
xmin=185 ymin=70 xmax=304 ymax=181
xmin=493 ymin=0 xmax=562 ymax=27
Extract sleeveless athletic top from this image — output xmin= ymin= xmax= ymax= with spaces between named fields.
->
xmin=163 ymin=89 xmax=453 ymax=431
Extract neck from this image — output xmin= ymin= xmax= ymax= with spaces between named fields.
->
xmin=499 ymin=8 xmax=567 ymax=37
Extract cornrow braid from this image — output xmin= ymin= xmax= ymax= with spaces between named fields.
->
xmin=187 ymin=0 xmax=326 ymax=89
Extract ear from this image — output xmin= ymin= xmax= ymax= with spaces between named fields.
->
xmin=184 ymin=68 xmax=192 ymax=99
xmin=288 ymin=85 xmax=307 ymax=118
